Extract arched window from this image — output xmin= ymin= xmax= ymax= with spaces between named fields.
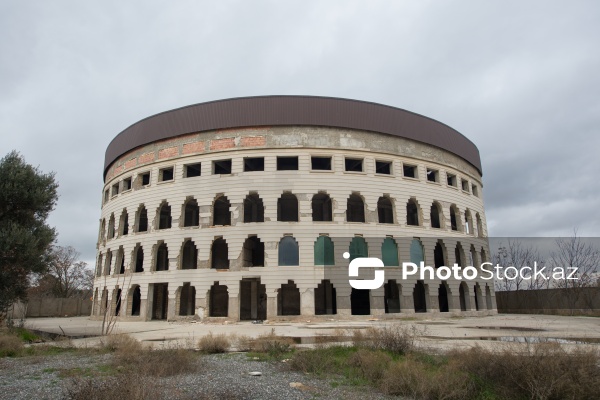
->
xmin=312 ymin=193 xmax=332 ymax=222
xmin=381 ymin=238 xmax=399 ymax=266
xmin=278 ymin=236 xmax=299 ymax=266
xmin=455 ymin=243 xmax=465 ymax=267
xmin=434 ymin=241 xmax=445 ymax=268
xmin=183 ymin=198 xmax=199 ymax=227
xmin=277 ymin=280 xmax=300 ymax=316
xmin=476 ymin=213 xmax=484 ymax=237
xmin=158 ymin=202 xmax=172 ymax=230
xmin=136 ymin=205 xmax=148 ymax=232
xmin=465 ymin=209 xmax=473 ymax=234
xmin=209 ymin=282 xmax=229 ymax=317
xmin=211 ymin=238 xmax=229 ymax=269
xmin=130 ymin=286 xmax=141 ymax=316
xmin=406 ymin=199 xmax=419 ymax=226
xmin=181 ymin=240 xmax=198 ymax=269
xmin=213 ymin=195 xmax=231 ymax=226
xmin=346 ymin=194 xmax=365 ymax=222
xmin=243 ymin=236 xmax=265 ymax=267
xmin=117 ymin=247 xmax=125 ymax=274
xmin=105 ymin=250 xmax=113 ymax=275
xmin=450 ymin=205 xmax=460 ymax=231
xmin=96 ymin=254 xmax=103 ymax=277
xmin=107 ymin=214 xmax=115 ymax=239
xmin=119 ymin=209 xmax=129 ymax=236
xmin=244 ymin=193 xmax=264 ymax=223
xmin=430 ymin=202 xmax=442 ymax=228
xmin=99 ymin=219 xmax=106 ymax=243
xmin=410 ymin=239 xmax=424 ymax=264
xmin=314 ymin=236 xmax=335 ymax=266
xmin=134 ymin=245 xmax=144 ymax=273
xmin=349 ymin=237 xmax=368 ymax=261
xmin=315 ymin=280 xmax=337 ymax=315
xmin=459 ymin=282 xmax=470 ymax=311
xmin=278 ymin=193 xmax=298 ymax=222
xmin=377 ymin=196 xmax=394 ymax=224
xmin=155 ymin=243 xmax=169 ymax=271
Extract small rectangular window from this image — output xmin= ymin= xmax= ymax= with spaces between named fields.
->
xmin=104 ymin=190 xmax=109 ymax=203
xmin=123 ymin=177 xmax=132 ymax=191
xmin=472 ymin=185 xmax=479 ymax=197
xmin=427 ymin=168 xmax=438 ymax=182
xmin=375 ymin=161 xmax=392 ymax=175
xmin=447 ymin=173 xmax=457 ymax=187
xmin=159 ymin=167 xmax=174 ymax=182
xmin=213 ymin=159 xmax=232 ymax=174
xmin=311 ymin=156 xmax=332 ymax=171
xmin=461 ymin=179 xmax=470 ymax=192
xmin=244 ymin=157 xmax=264 ymax=172
xmin=277 ymin=156 xmax=298 ymax=171
xmin=185 ymin=163 xmax=201 ymax=177
xmin=111 ymin=183 xmax=119 ymax=197
xmin=345 ymin=158 xmax=363 ymax=172
xmin=141 ymin=172 xmax=150 ymax=186
xmin=403 ymin=164 xmax=417 ymax=178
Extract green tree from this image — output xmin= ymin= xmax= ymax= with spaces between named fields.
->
xmin=0 ymin=151 xmax=58 ymax=317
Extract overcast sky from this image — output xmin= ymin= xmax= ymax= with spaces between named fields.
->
xmin=2 ymin=1 xmax=599 ymax=265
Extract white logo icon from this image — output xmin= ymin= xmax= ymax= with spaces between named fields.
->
xmin=344 ymin=252 xmax=385 ymax=289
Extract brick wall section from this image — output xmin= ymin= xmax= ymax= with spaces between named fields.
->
xmin=241 ymin=136 xmax=266 ymax=147
xmin=125 ymin=158 xmax=137 ymax=169
xmin=210 ymin=138 xmax=235 ymax=151
xmin=158 ymin=146 xmax=179 ymax=160
xmin=182 ymin=141 xmax=205 ymax=155
xmin=138 ymin=152 xmax=155 ymax=164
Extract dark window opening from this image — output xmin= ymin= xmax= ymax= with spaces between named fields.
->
xmin=240 ymin=278 xmax=266 ymax=320
xmin=472 ymin=185 xmax=479 ymax=197
xmin=447 ymin=174 xmax=457 ymax=187
xmin=277 ymin=156 xmax=298 ymax=171
xmin=244 ymin=194 xmax=264 ymax=223
xmin=120 ymin=211 xmax=129 ymax=235
xmin=141 ymin=172 xmax=150 ymax=186
xmin=277 ymin=193 xmax=298 ymax=222
xmin=137 ymin=207 xmax=148 ymax=232
xmin=118 ymin=251 xmax=125 ymax=274
xmin=312 ymin=193 xmax=332 ymax=221
xmin=179 ymin=283 xmax=196 ymax=316
xmin=375 ymin=161 xmax=391 ymax=175
xmin=185 ymin=163 xmax=201 ymax=177
xmin=211 ymin=238 xmax=229 ymax=269
xmin=152 ymin=283 xmax=168 ymax=320
xmin=131 ymin=286 xmax=141 ymax=316
xmin=123 ymin=178 xmax=132 ymax=191
xmin=459 ymin=282 xmax=469 ymax=311
xmin=346 ymin=194 xmax=365 ymax=222
xmin=315 ymin=280 xmax=337 ymax=315
xmin=158 ymin=204 xmax=172 ymax=229
xmin=345 ymin=158 xmax=363 ymax=172
xmin=243 ymin=236 xmax=265 ymax=267
xmin=403 ymin=165 xmax=417 ymax=178
xmin=156 ymin=244 xmax=169 ymax=271
xmin=209 ymin=283 xmax=229 ymax=317
xmin=311 ymin=156 xmax=331 ymax=170
xmin=104 ymin=190 xmax=109 ymax=203
xmin=377 ymin=196 xmax=394 ymax=224
xmin=384 ymin=280 xmax=401 ymax=313
xmin=111 ymin=183 xmax=119 ymax=196
xmin=213 ymin=196 xmax=231 ymax=226
xmin=160 ymin=167 xmax=174 ymax=181
xmin=406 ymin=200 xmax=419 ymax=226
xmin=450 ymin=207 xmax=459 ymax=231
xmin=430 ymin=204 xmax=441 ymax=228
xmin=107 ymin=215 xmax=115 ymax=239
xmin=184 ymin=199 xmax=200 ymax=227
xmin=413 ymin=281 xmax=427 ymax=312
xmin=461 ymin=179 xmax=469 ymax=192
xmin=182 ymin=240 xmax=198 ymax=269
xmin=277 ymin=281 xmax=300 ymax=316
xmin=114 ymin=289 xmax=122 ymax=316
xmin=434 ymin=242 xmax=445 ymax=268
xmin=351 ymin=288 xmax=370 ymax=315
xmin=427 ymin=169 xmax=438 ymax=182
xmin=134 ymin=246 xmax=144 ymax=273
xmin=244 ymin=157 xmax=264 ymax=172
xmin=213 ymin=159 xmax=232 ymax=174
xmin=455 ymin=245 xmax=464 ymax=267
xmin=438 ymin=283 xmax=449 ymax=312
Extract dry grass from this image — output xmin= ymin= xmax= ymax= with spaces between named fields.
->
xmin=248 ymin=329 xmax=295 ymax=357
xmin=0 ymin=333 xmax=24 ymax=357
xmin=348 ymin=349 xmax=391 ymax=381
xmin=197 ymin=332 xmax=230 ymax=354
xmin=64 ymin=374 xmax=162 ymax=400
xmin=352 ymin=324 xmax=425 ymax=355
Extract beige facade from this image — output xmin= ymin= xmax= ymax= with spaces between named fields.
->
xmin=93 ymin=125 xmax=496 ymax=321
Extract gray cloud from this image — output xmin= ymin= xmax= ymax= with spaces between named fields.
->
xmin=2 ymin=0 xmax=599 ymax=264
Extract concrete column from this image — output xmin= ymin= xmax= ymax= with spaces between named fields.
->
xmin=301 ymin=288 xmax=315 ymax=316
xmin=266 ymin=295 xmax=277 ymax=319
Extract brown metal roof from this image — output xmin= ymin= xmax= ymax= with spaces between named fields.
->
xmin=104 ymin=96 xmax=482 ymax=179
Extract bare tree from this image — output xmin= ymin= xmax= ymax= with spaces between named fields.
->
xmin=45 ymin=245 xmax=93 ymax=298
xmin=493 ymin=239 xmax=545 ymax=291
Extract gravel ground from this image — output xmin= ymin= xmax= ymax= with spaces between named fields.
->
xmin=0 ymin=352 xmax=394 ymax=400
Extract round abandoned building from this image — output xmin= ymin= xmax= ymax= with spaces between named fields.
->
xmin=93 ymin=96 xmax=496 ymax=321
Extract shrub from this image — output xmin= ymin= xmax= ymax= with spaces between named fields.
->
xmin=348 ymin=349 xmax=391 ymax=382
xmin=0 ymin=334 xmax=23 ymax=357
xmin=249 ymin=330 xmax=294 ymax=357
xmin=64 ymin=375 xmax=159 ymax=400
xmin=289 ymin=348 xmax=337 ymax=375
xmin=101 ymin=334 xmax=142 ymax=353
xmin=354 ymin=325 xmax=424 ymax=355
xmin=197 ymin=332 xmax=230 ymax=354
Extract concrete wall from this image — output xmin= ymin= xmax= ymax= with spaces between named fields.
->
xmin=496 ymin=287 xmax=600 ymax=316
xmin=9 ymin=298 xmax=93 ymax=318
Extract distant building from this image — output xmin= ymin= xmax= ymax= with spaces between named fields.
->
xmin=93 ymin=96 xmax=496 ymax=321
